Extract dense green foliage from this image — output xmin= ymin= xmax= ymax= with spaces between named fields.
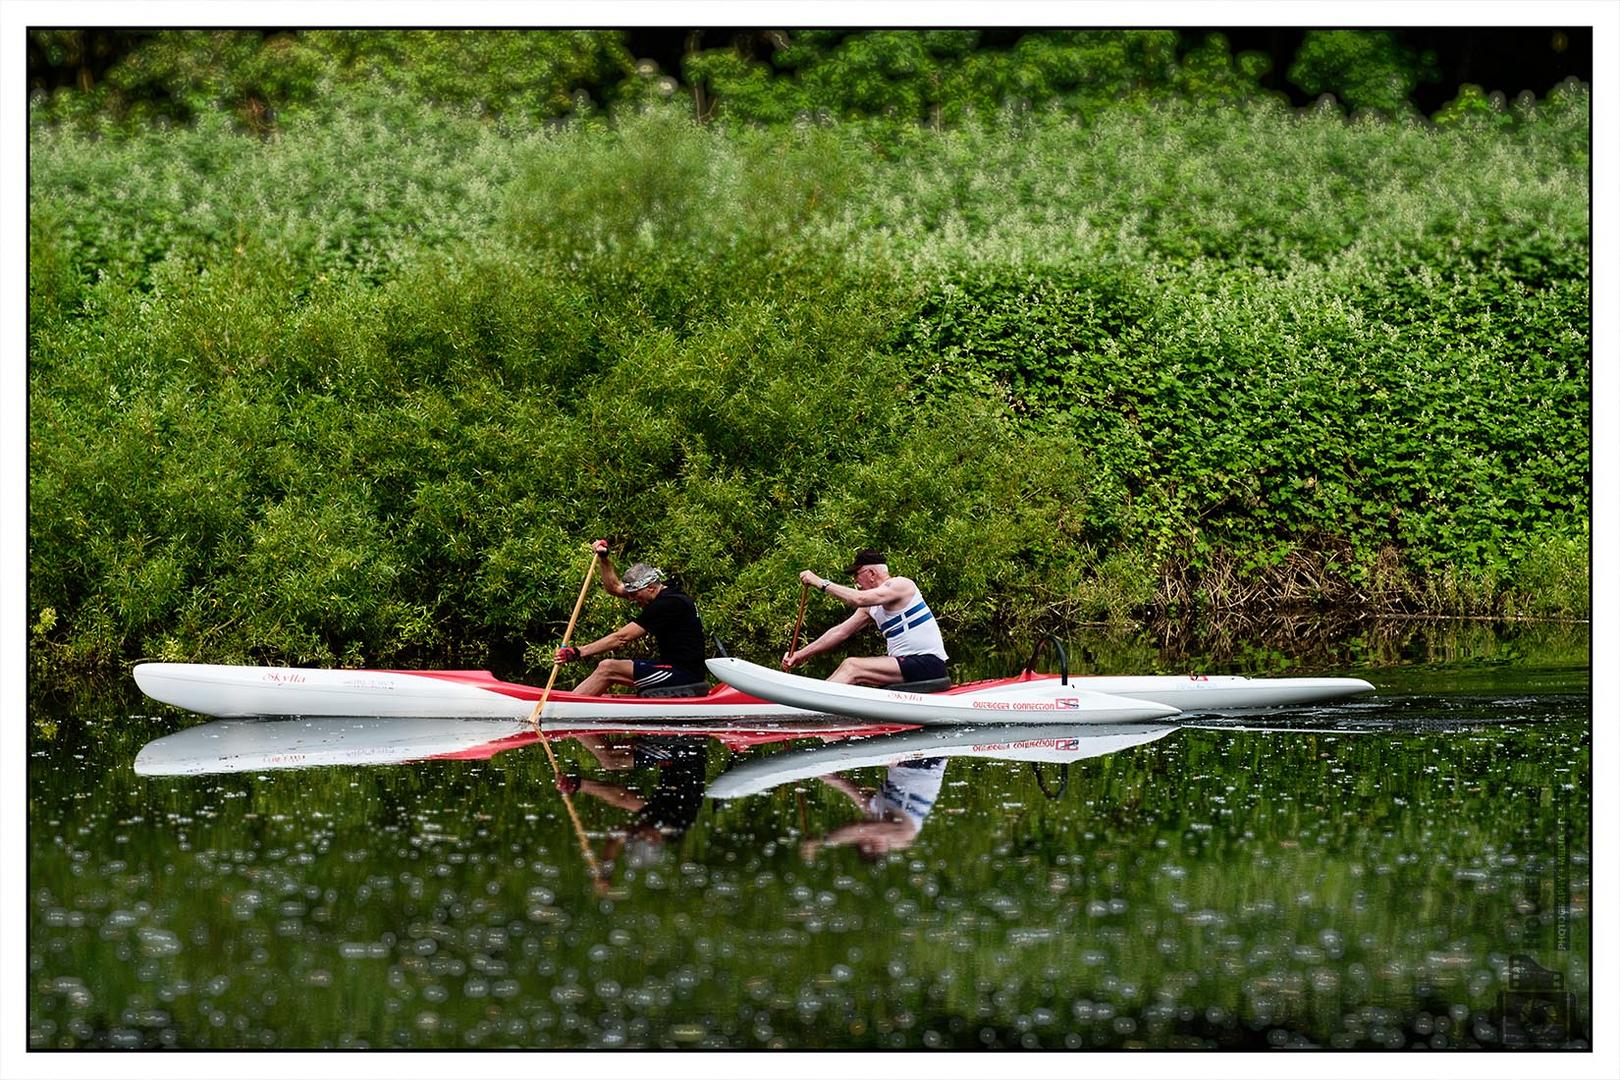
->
xmin=30 ymin=28 xmax=1575 ymax=134
xmin=683 ymin=30 xmax=1275 ymax=124
xmin=1287 ymin=31 xmax=1440 ymax=115
xmin=28 ymin=30 xmax=642 ymax=130
xmin=888 ymin=95 xmax=1589 ymax=614
xmin=29 ymin=70 xmax=1589 ymax=674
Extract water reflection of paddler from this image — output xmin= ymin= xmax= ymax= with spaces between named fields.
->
xmin=554 ymin=734 xmax=708 ymax=868
xmin=799 ymin=756 xmax=948 ymax=860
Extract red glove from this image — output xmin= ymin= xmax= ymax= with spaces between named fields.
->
xmin=555 ymin=645 xmax=581 ymax=664
xmin=591 ymin=539 xmax=610 ymax=556
xmin=554 ymin=773 xmax=581 ymax=795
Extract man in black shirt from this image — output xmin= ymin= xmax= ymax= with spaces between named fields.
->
xmin=553 ymin=540 xmax=708 ymax=695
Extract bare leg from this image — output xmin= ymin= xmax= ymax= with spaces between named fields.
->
xmin=827 ymin=656 xmax=904 ymax=686
xmin=574 ymin=734 xmax=635 ymax=770
xmin=572 ymin=658 xmax=638 ymax=696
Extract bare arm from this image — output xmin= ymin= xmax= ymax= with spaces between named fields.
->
xmin=783 ymin=608 xmax=869 ymax=669
xmin=798 ymin=569 xmax=915 ymax=610
xmin=576 ymin=620 xmax=647 ymax=659
xmin=814 ymin=772 xmax=874 ymax=809
xmin=801 ymin=818 xmax=919 ymax=859
xmin=596 ymin=550 xmax=629 ymax=598
xmin=577 ymin=779 xmax=646 ymax=813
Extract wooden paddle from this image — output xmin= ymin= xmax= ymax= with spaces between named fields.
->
xmin=789 ymin=581 xmax=810 ymax=659
xmin=527 ymin=544 xmax=604 ymax=882
xmin=526 ymin=544 xmax=601 ymax=732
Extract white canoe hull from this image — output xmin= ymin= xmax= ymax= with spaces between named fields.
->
xmin=706 ymin=657 xmax=1184 ymax=725
xmin=1039 ymin=673 xmax=1376 ymax=712
xmin=706 ymin=658 xmax=1374 ymax=724
xmin=132 ymin=662 xmax=814 ymax=721
xmin=134 ymin=661 xmax=1374 ymax=725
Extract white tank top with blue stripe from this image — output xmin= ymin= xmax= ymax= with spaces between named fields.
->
xmin=865 ymin=584 xmax=948 ymax=660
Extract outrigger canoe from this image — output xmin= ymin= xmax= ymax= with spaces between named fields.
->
xmin=706 ymin=657 xmax=1183 ymax=724
xmin=706 ymin=656 xmax=1375 ymax=725
xmin=134 ymin=660 xmax=1374 ymax=724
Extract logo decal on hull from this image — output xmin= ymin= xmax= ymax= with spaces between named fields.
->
xmin=261 ymin=672 xmax=308 ymax=685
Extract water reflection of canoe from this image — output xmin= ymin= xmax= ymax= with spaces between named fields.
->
xmin=707 ymin=723 xmax=1179 ymax=798
xmin=132 ymin=716 xmax=914 ymax=777
xmin=707 ymin=657 xmax=1375 ymax=725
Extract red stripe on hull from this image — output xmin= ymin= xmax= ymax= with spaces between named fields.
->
xmin=417 ymin=722 xmax=919 ymax=762
xmin=381 ymin=668 xmax=1053 ymax=703
xmin=375 ymin=669 xmax=777 ymax=707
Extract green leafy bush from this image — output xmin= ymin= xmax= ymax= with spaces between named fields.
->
xmin=685 ymin=30 xmax=1278 ymax=126
xmin=28 ymin=91 xmax=1590 ymax=677
xmin=1287 ymin=30 xmax=1439 ymax=115
xmin=28 ymin=30 xmax=638 ymax=130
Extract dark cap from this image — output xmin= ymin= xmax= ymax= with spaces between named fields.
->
xmin=845 ymin=548 xmax=887 ymax=575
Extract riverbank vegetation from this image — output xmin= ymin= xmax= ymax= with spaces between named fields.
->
xmin=28 ymin=31 xmax=1590 ymax=677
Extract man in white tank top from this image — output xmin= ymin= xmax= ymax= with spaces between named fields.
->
xmin=782 ymin=549 xmax=949 ymax=686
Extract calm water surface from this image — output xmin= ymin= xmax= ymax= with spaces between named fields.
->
xmin=29 ymin=621 xmax=1590 ymax=1049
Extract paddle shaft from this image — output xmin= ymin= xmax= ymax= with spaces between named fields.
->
xmin=526 ymin=549 xmax=600 ymax=731
xmin=527 ymin=547 xmax=603 ymax=882
xmin=789 ymin=581 xmax=809 ymax=656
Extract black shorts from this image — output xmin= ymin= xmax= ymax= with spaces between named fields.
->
xmin=895 ymin=653 xmax=948 ymax=683
xmin=630 ymin=735 xmax=706 ymax=770
xmin=631 ymin=660 xmax=705 ymax=689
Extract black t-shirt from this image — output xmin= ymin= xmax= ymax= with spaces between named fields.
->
xmin=630 ymin=736 xmax=707 ymax=836
xmin=630 ymin=583 xmax=706 ymax=679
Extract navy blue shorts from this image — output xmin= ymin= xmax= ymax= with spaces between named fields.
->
xmin=630 ymin=735 xmax=705 ymax=770
xmin=631 ymin=660 xmax=705 ymax=689
xmin=895 ymin=653 xmax=948 ymax=682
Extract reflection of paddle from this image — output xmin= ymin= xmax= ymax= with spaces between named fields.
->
xmin=786 ymin=584 xmax=813 ymax=844
xmin=527 ymin=544 xmax=603 ymax=882
xmin=789 ymin=581 xmax=809 ymax=657
xmin=782 ymin=582 xmax=806 ymax=840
